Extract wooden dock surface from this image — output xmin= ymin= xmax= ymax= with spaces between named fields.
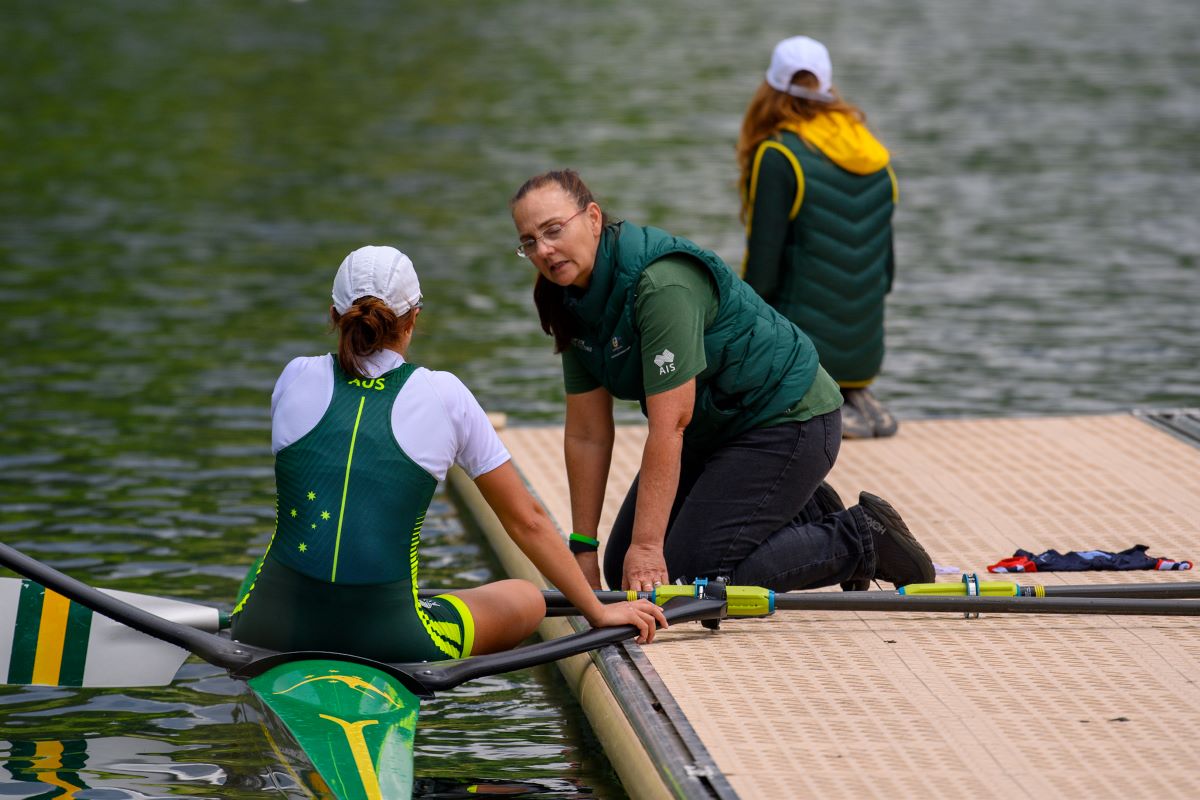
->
xmin=451 ymin=412 xmax=1200 ymax=799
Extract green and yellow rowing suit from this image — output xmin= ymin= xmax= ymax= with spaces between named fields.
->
xmin=231 ymin=360 xmax=474 ymax=662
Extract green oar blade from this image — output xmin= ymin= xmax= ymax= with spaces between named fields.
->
xmin=0 ymin=577 xmax=223 ymax=688
xmin=248 ymin=659 xmax=421 ymax=800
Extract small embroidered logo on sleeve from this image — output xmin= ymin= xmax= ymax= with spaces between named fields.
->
xmin=653 ymin=349 xmax=676 ymax=375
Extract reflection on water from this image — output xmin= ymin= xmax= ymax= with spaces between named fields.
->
xmin=0 ymin=733 xmax=582 ymax=799
xmin=1 ymin=0 xmax=1197 ymax=796
xmin=1 ymin=736 xmax=235 ymax=799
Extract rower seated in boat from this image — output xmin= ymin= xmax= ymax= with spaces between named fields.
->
xmin=231 ymin=245 xmax=666 ymax=661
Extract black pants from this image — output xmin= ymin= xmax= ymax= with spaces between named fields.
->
xmin=603 ymin=410 xmax=876 ymax=591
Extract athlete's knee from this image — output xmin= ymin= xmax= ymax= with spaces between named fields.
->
xmin=522 ymin=578 xmax=545 ymax=603
xmin=484 ymin=579 xmax=542 ymax=627
xmin=511 ymin=579 xmax=545 ymax=626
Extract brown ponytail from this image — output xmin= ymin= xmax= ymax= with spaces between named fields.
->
xmin=330 ymin=297 xmax=416 ymax=379
xmin=510 ymin=169 xmax=613 ymax=354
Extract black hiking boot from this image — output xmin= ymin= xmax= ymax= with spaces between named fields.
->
xmin=857 ymin=492 xmax=934 ymax=588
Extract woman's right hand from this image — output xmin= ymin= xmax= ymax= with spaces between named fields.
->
xmin=586 ymin=599 xmax=668 ymax=644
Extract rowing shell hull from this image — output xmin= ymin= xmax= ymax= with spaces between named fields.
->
xmin=248 ymin=659 xmax=421 ymax=800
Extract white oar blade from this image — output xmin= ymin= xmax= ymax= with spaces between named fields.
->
xmin=0 ymin=577 xmax=223 ymax=688
xmin=100 ymin=587 xmax=224 ymax=633
xmin=78 ymin=612 xmax=193 ymax=688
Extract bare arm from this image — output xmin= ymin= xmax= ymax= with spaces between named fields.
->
xmin=564 ymin=388 xmax=614 ymax=588
xmin=474 ymin=461 xmax=666 ymax=640
xmin=622 ymin=378 xmax=694 ymax=591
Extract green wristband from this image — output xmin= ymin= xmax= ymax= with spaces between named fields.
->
xmin=568 ymin=533 xmax=600 ymax=553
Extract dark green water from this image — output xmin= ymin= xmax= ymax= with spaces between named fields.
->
xmin=1 ymin=0 xmax=1196 ymax=796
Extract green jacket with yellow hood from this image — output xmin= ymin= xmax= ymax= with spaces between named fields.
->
xmin=742 ymin=111 xmax=897 ymax=387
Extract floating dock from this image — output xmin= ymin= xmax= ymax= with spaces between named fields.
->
xmin=448 ymin=410 xmax=1200 ymax=799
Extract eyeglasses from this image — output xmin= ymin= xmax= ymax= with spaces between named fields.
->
xmin=515 ymin=209 xmax=585 ymax=258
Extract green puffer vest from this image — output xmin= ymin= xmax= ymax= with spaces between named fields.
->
xmin=565 ymin=222 xmax=820 ymax=452
xmin=768 ymin=130 xmax=894 ymax=386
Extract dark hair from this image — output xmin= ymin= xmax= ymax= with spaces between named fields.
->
xmin=330 ymin=297 xmax=416 ymax=379
xmin=509 ymin=169 xmax=612 ymax=354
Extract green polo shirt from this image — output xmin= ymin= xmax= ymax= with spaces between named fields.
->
xmin=563 ymin=256 xmax=841 ymax=423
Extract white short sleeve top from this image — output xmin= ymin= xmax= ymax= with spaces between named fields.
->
xmin=270 ymin=349 xmax=510 ymax=482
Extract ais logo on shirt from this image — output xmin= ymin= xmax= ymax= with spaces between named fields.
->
xmin=653 ymin=349 xmax=676 ymax=375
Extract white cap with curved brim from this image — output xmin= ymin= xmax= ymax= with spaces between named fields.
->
xmin=765 ymin=35 xmax=835 ymax=102
xmin=331 ymin=245 xmax=422 ymax=316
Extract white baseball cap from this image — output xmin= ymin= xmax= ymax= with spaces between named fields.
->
xmin=331 ymin=245 xmax=422 ymax=316
xmin=765 ymin=36 xmax=834 ymax=102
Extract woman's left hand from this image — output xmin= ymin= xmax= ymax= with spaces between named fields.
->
xmin=587 ymin=600 xmax=669 ymax=644
xmin=622 ymin=543 xmax=670 ymax=592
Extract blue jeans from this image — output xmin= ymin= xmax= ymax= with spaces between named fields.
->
xmin=602 ymin=410 xmax=876 ymax=591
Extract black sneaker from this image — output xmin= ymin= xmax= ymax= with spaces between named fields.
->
xmin=857 ymin=492 xmax=934 ymax=587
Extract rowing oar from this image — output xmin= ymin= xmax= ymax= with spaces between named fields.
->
xmin=898 ymin=576 xmax=1200 ymax=599
xmin=0 ymin=575 xmax=229 ymax=687
xmin=0 ymin=541 xmax=721 ymax=695
xmin=422 ymin=576 xmax=1200 ymax=618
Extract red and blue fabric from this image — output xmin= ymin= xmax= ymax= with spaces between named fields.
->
xmin=988 ymin=544 xmax=1192 ymax=573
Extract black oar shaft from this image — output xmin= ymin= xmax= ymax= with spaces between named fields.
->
xmin=542 ymin=591 xmax=632 ymax=614
xmin=418 ymin=587 xmax=634 ymax=610
xmin=771 ymin=593 xmax=1200 ymax=615
xmin=1040 ymin=582 xmax=1200 ymax=599
xmin=420 ymin=581 xmax=1200 ymax=615
xmin=546 ymin=592 xmax=1200 ymax=616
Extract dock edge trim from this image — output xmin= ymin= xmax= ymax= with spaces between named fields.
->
xmin=446 ymin=465 xmax=738 ymax=800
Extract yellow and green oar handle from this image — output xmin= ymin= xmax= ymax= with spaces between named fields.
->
xmin=648 ymin=579 xmax=774 ymax=618
xmin=899 ymin=575 xmax=1035 ymax=597
xmin=504 ymin=579 xmax=775 ymax=619
xmin=898 ymin=573 xmax=1025 ymax=618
